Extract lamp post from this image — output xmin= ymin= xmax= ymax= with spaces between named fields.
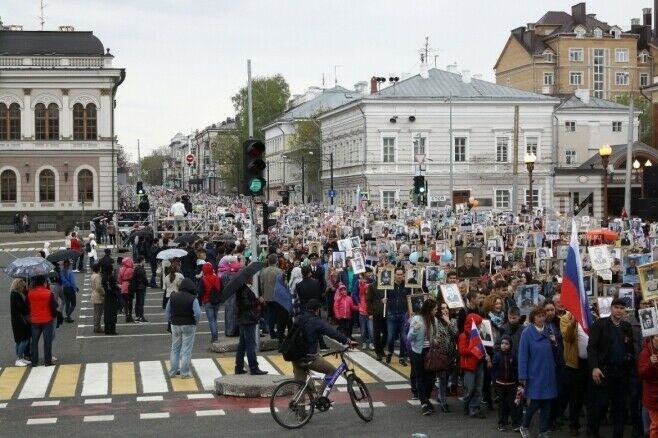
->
xmin=599 ymin=144 xmax=612 ymax=225
xmin=524 ymin=152 xmax=536 ymax=211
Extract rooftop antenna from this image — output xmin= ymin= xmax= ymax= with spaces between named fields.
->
xmin=417 ymin=36 xmax=441 ymax=67
xmin=334 ymin=65 xmax=341 ymax=86
xmin=322 ymin=72 xmax=325 ymax=88
xmin=36 ymin=0 xmax=47 ymax=30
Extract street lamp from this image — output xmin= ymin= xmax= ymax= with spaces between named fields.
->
xmin=599 ymin=144 xmax=612 ymax=225
xmin=524 ymin=152 xmax=536 ymax=211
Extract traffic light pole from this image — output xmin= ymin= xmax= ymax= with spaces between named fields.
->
xmin=247 ymin=59 xmax=257 ymax=262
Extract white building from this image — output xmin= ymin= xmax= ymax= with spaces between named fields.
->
xmin=0 ymin=26 xmax=124 ymax=229
xmin=317 ymin=68 xmax=559 ymax=211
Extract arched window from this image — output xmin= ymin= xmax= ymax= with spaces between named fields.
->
xmin=39 ymin=169 xmax=55 ymax=202
xmin=0 ymin=170 xmax=17 ymax=202
xmin=77 ymin=169 xmax=94 ymax=202
xmin=35 ymin=103 xmax=59 ymax=140
xmin=0 ymin=103 xmax=21 ymax=140
xmin=73 ymin=103 xmax=97 ymax=140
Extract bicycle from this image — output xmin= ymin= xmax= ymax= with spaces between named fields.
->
xmin=269 ymin=345 xmax=374 ymax=429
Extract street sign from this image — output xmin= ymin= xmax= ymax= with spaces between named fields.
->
xmin=429 ymin=195 xmax=447 ymax=202
xmin=185 ymin=153 xmax=195 ymax=165
xmin=328 ymin=189 xmax=336 ymax=197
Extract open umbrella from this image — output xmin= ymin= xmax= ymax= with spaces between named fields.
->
xmin=156 ymin=248 xmax=188 ymax=260
xmin=216 ymin=234 xmax=237 ymax=243
xmin=221 ymin=261 xmax=265 ymax=302
xmin=5 ymin=257 xmax=55 ymax=278
xmin=174 ymin=234 xmax=200 ymax=244
xmin=586 ymin=228 xmax=619 ymax=243
xmin=47 ymin=249 xmax=80 ymax=264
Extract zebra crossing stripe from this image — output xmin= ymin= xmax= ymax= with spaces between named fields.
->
xmin=191 ymin=359 xmax=222 ymax=391
xmin=18 ymin=366 xmax=55 ymax=399
xmin=81 ymin=363 xmax=108 ymax=397
xmin=139 ymin=361 xmax=168 ymax=393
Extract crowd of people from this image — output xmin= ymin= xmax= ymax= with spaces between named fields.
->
xmin=8 ymin=185 xmax=658 ymax=437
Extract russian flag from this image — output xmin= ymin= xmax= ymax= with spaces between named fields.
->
xmin=469 ymin=320 xmax=486 ymax=359
xmin=561 ymin=219 xmax=594 ymax=333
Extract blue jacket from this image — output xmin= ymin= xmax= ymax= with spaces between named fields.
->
xmin=387 ymin=282 xmax=410 ymax=315
xmin=340 ymin=269 xmax=359 ymax=304
xmin=492 ymin=349 xmax=518 ymax=384
xmin=60 ymin=269 xmax=77 ymax=290
xmin=518 ymin=324 xmax=558 ymax=400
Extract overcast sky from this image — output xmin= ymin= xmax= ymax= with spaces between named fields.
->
xmin=4 ymin=0 xmax=650 ymax=157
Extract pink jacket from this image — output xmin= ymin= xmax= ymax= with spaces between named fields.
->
xmin=117 ymin=257 xmax=134 ymax=295
xmin=333 ymin=283 xmax=356 ymax=320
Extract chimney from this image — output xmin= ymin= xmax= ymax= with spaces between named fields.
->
xmin=461 ymin=70 xmax=471 ymax=84
xmin=571 ymin=3 xmax=586 ymax=25
xmin=370 ymin=77 xmax=378 ymax=94
xmin=511 ymin=26 xmax=526 ymax=40
xmin=527 ymin=22 xmax=535 ymax=31
xmin=354 ymin=81 xmax=368 ymax=95
xmin=575 ymin=88 xmax=590 ymax=104
xmin=644 ymin=8 xmax=653 ymax=26
xmin=58 ymin=25 xmax=75 ymax=32
xmin=632 ymin=18 xmax=641 ymax=26
xmin=446 ymin=62 xmax=459 ymax=73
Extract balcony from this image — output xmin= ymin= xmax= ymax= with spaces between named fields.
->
xmin=0 ymin=56 xmax=107 ymax=69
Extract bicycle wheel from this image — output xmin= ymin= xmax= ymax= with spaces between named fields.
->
xmin=346 ymin=374 xmax=373 ymax=422
xmin=270 ymin=380 xmax=315 ymax=429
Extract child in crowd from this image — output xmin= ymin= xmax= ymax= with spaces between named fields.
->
xmin=493 ymin=335 xmax=520 ymax=431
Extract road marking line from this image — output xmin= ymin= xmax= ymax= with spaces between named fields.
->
xmin=0 ymin=367 xmax=29 ymax=401
xmin=112 ymin=362 xmax=137 ymax=395
xmin=187 ymin=393 xmax=213 ymax=399
xmin=407 ymin=399 xmax=421 ymax=406
xmin=165 ymin=361 xmax=199 ymax=392
xmin=81 ymin=363 xmax=108 ymax=397
xmin=26 ymin=417 xmax=57 ymax=425
xmin=195 ymin=409 xmax=225 ymax=417
xmin=349 ymin=351 xmax=407 ymax=382
xmin=31 ymin=400 xmax=60 ymax=407
xmin=387 ymin=354 xmax=412 ymax=378
xmin=371 ymin=401 xmax=386 ymax=407
xmin=84 ymin=398 xmax=112 ymax=404
xmin=19 ymin=366 xmax=55 ymax=399
xmin=191 ymin=358 xmax=222 ymax=391
xmin=385 ymin=383 xmax=411 ymax=390
xmin=139 ymin=361 xmax=168 ymax=393
xmin=249 ymin=407 xmax=273 ymax=414
xmin=253 ymin=356 xmax=280 ymax=376
xmin=214 ymin=357 xmax=234 ymax=375
xmin=136 ymin=395 xmax=163 ymax=402
xmin=83 ymin=415 xmax=114 ymax=422
xmin=0 ymin=402 xmax=7 ymax=408
xmin=77 ymin=331 xmax=212 ymax=339
xmin=266 ymin=354 xmax=294 ymax=376
xmin=140 ymin=412 xmax=170 ymax=420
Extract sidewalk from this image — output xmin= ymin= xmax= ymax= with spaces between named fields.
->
xmin=0 ymin=230 xmax=92 ymax=246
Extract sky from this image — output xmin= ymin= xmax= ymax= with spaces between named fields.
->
xmin=3 ymin=0 xmax=650 ymax=158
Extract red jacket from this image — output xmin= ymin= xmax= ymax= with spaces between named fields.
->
xmin=357 ymin=280 xmax=369 ymax=316
xmin=333 ymin=284 xmax=356 ymax=320
xmin=117 ymin=257 xmax=134 ymax=295
xmin=200 ymin=262 xmax=221 ymax=305
xmin=28 ymin=285 xmax=55 ymax=324
xmin=458 ymin=313 xmax=484 ymax=372
xmin=70 ymin=238 xmax=81 ymax=252
xmin=638 ymin=339 xmax=658 ymax=411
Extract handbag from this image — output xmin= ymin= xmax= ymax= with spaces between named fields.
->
xmin=424 ymin=323 xmax=449 ymax=371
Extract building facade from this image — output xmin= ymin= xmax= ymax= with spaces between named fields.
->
xmin=318 ymin=68 xmax=559 ymax=212
xmin=189 ymin=118 xmax=237 ymax=194
xmin=0 ymin=27 xmax=124 ymax=229
xmin=494 ymin=2 xmax=656 ymax=100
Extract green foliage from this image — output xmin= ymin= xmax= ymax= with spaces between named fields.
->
xmin=140 ymin=146 xmax=168 ymax=185
xmin=211 ymin=133 xmax=241 ymax=193
xmin=616 ymin=94 xmax=651 ymax=144
xmin=288 ymin=118 xmax=322 ymax=200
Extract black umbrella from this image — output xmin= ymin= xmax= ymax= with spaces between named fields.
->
xmin=217 ymin=234 xmax=237 ymax=242
xmin=174 ymin=234 xmax=200 ymax=244
xmin=221 ymin=261 xmax=265 ymax=302
xmin=223 ymin=213 xmax=235 ymax=218
xmin=47 ymin=249 xmax=81 ymax=264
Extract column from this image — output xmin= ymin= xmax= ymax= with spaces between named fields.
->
xmin=99 ymin=89 xmax=111 ymax=139
xmin=22 ymin=89 xmax=33 ymax=139
xmin=61 ymin=89 xmax=70 ymax=139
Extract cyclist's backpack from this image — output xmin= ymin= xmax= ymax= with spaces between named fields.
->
xmin=280 ymin=319 xmax=308 ymax=362
xmin=85 ymin=241 xmax=92 ymax=253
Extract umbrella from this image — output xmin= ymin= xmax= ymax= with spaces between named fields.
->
xmin=46 ymin=249 xmax=80 ymax=264
xmin=5 ymin=257 xmax=55 ymax=278
xmin=216 ymin=234 xmax=237 ymax=242
xmin=221 ymin=261 xmax=265 ymax=302
xmin=156 ymin=248 xmax=188 ymax=260
xmin=174 ymin=234 xmax=200 ymax=244
xmin=586 ymin=228 xmax=619 ymax=243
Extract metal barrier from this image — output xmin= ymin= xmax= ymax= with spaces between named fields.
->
xmin=114 ymin=211 xmax=157 ymax=250
xmin=37 ymin=223 xmax=57 ymax=231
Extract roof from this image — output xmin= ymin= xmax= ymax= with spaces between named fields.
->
xmin=556 ymin=95 xmax=630 ymax=111
xmin=373 ymin=68 xmax=556 ymax=101
xmin=0 ymin=30 xmax=105 ymax=56
xmin=270 ymin=86 xmax=359 ymax=124
xmin=578 ymin=142 xmax=658 ymax=169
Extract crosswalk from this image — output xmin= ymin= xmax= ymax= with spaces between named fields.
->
xmin=0 ymin=353 xmax=410 ymax=402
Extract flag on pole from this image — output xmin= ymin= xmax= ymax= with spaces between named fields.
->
xmin=469 ymin=320 xmax=486 ymax=359
xmin=561 ymin=219 xmax=594 ymax=333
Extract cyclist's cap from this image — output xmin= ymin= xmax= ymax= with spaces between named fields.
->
xmin=306 ymin=299 xmax=322 ymax=311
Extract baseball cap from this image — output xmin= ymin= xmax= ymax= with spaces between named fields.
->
xmin=610 ymin=298 xmax=627 ymax=307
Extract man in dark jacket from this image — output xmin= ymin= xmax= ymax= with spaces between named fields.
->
xmin=165 ymin=278 xmax=200 ymax=378
xmin=131 ymin=256 xmax=149 ymax=323
xmin=384 ymin=267 xmax=410 ymax=366
xmin=295 ymin=266 xmax=321 ymax=310
xmin=366 ymin=280 xmax=387 ymax=361
xmin=292 ymin=299 xmax=356 ymax=381
xmin=587 ymin=298 xmax=635 ymax=438
xmin=99 ymin=249 xmax=118 ymax=335
xmin=234 ymin=279 xmax=268 ymax=375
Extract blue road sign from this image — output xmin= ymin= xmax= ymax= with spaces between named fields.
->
xmin=328 ymin=189 xmax=336 ymax=197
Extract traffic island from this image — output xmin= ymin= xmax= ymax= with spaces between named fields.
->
xmin=214 ymin=374 xmax=293 ymax=398
xmin=208 ymin=337 xmax=279 ymax=354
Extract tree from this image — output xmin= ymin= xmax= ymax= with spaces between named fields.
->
xmin=140 ymin=146 xmax=169 ymax=186
xmin=288 ymin=117 xmax=322 ymax=201
xmin=616 ymin=93 xmax=651 ymax=144
xmin=211 ymin=134 xmax=241 ymax=193
xmin=116 ymin=143 xmax=131 ymax=170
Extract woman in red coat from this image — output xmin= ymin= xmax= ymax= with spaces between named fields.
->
xmin=638 ymin=334 xmax=658 ymax=438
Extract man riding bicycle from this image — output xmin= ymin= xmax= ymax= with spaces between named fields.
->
xmin=293 ymin=299 xmax=357 ymax=382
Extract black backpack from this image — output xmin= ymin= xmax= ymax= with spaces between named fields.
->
xmin=209 ymin=281 xmax=222 ymax=305
xmin=280 ymin=318 xmax=309 ymax=362
xmin=85 ymin=241 xmax=92 ymax=253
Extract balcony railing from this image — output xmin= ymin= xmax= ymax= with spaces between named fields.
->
xmin=0 ymin=56 xmax=105 ymax=68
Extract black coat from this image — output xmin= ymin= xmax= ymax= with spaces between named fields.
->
xmin=236 ymin=284 xmax=259 ymax=326
xmin=587 ymin=317 xmax=635 ymax=371
xmin=131 ymin=264 xmax=149 ymax=293
xmin=10 ymin=290 xmax=30 ymax=342
xmin=295 ymin=277 xmax=322 ymax=309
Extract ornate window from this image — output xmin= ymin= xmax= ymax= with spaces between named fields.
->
xmin=0 ymin=170 xmax=17 ymax=202
xmin=35 ymin=103 xmax=59 ymax=140
xmin=77 ymin=169 xmax=94 ymax=202
xmin=0 ymin=103 xmax=21 ymax=140
xmin=73 ymin=103 xmax=97 ymax=140
xmin=39 ymin=169 xmax=55 ymax=202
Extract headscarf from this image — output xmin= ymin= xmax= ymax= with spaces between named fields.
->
xmin=288 ymin=266 xmax=303 ymax=292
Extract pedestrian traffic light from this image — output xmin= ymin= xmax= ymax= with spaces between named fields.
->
xmin=243 ymin=139 xmax=266 ymax=196
xmin=136 ymin=181 xmax=144 ymax=195
xmin=413 ymin=175 xmax=425 ymax=195
xmin=262 ymin=203 xmax=277 ymax=232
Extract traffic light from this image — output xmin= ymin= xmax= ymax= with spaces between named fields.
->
xmin=136 ymin=181 xmax=144 ymax=195
xmin=413 ymin=175 xmax=425 ymax=195
xmin=243 ymin=139 xmax=266 ymax=196
xmin=262 ymin=203 xmax=277 ymax=232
